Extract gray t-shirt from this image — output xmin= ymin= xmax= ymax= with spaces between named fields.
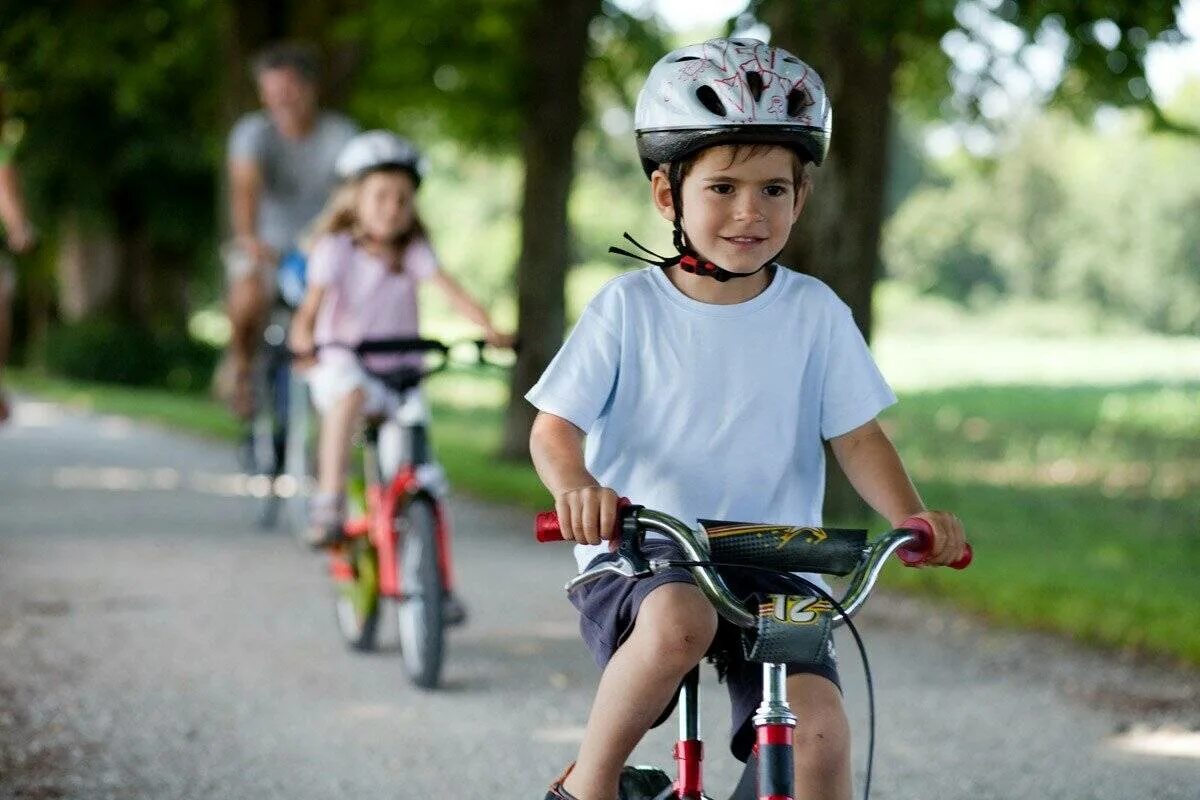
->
xmin=227 ymin=110 xmax=359 ymax=252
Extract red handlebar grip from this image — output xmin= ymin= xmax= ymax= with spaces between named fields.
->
xmin=896 ymin=516 xmax=972 ymax=569
xmin=533 ymin=497 xmax=632 ymax=543
xmin=535 ymin=511 xmax=563 ymax=542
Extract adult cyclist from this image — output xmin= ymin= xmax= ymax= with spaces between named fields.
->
xmin=220 ymin=41 xmax=359 ymax=421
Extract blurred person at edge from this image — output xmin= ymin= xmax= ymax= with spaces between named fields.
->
xmin=218 ymin=41 xmax=359 ymax=419
xmin=0 ymin=86 xmax=36 ymax=425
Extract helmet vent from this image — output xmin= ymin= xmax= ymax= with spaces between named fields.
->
xmin=745 ymin=71 xmax=765 ymax=102
xmin=695 ymin=85 xmax=727 ymax=117
xmin=674 ymin=55 xmax=701 ymax=62
xmin=786 ymin=87 xmax=813 ymax=118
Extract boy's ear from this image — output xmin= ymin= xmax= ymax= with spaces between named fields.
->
xmin=792 ymin=176 xmax=813 ymax=223
xmin=650 ymin=168 xmax=676 ymax=223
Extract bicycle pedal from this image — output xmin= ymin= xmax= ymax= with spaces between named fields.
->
xmin=443 ymin=594 xmax=468 ymax=627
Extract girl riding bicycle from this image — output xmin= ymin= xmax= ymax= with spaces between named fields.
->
xmin=289 ymin=130 xmax=513 ymax=549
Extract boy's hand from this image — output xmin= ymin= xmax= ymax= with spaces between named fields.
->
xmin=553 ymin=485 xmax=621 ymax=546
xmin=902 ymin=510 xmax=966 ymax=567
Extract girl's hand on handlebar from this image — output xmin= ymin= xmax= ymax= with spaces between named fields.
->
xmin=553 ymin=485 xmax=621 ymax=547
xmin=901 ymin=510 xmax=966 ymax=567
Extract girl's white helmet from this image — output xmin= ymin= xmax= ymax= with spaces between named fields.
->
xmin=634 ymin=38 xmax=832 ymax=175
xmin=335 ymin=130 xmax=426 ymax=185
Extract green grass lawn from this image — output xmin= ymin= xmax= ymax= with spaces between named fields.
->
xmin=8 ymin=366 xmax=1198 ymax=665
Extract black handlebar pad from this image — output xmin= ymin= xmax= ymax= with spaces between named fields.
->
xmin=700 ymin=520 xmax=867 ymax=576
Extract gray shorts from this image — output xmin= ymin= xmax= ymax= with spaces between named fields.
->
xmin=568 ymin=540 xmax=840 ymax=762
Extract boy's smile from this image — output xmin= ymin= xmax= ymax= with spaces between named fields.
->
xmin=654 ymin=144 xmax=808 ymax=275
xmin=650 ymin=143 xmax=809 ymax=303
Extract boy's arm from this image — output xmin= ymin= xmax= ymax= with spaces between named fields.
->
xmin=529 ymin=411 xmax=619 ymax=546
xmin=828 ymin=419 xmax=966 ymax=566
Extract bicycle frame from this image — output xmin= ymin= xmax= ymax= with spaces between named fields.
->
xmin=329 ymin=419 xmax=457 ymax=600
xmin=536 ymin=505 xmax=971 ymax=800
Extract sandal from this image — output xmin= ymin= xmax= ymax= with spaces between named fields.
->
xmin=304 ymin=492 xmax=346 ymax=549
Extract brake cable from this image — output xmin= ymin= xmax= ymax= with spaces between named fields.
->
xmin=665 ymin=559 xmax=876 ymax=800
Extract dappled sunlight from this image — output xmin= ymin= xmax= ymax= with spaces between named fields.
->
xmin=1108 ymin=725 xmax=1200 ymax=760
xmin=10 ymin=401 xmax=65 ymax=428
xmin=907 ymin=455 xmax=1196 ymax=499
xmin=48 ymin=465 xmax=308 ymax=499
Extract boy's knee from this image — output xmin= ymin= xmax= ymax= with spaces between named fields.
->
xmin=791 ymin=702 xmax=850 ymax=784
xmin=633 ymin=585 xmax=718 ymax=670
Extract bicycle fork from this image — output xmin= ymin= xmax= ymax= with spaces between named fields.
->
xmin=752 ymin=663 xmax=796 ymax=800
xmin=675 ymin=663 xmax=794 ymax=800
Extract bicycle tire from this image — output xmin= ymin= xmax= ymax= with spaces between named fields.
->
xmin=395 ymin=496 xmax=445 ymax=689
xmin=281 ymin=372 xmax=317 ymax=543
xmin=334 ymin=536 xmax=381 ymax=651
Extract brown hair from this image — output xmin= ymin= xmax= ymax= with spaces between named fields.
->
xmin=676 ymin=143 xmax=811 ymax=192
xmin=303 ymin=169 xmax=428 ymax=272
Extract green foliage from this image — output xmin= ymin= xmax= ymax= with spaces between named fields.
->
xmin=884 ymin=104 xmax=1200 ymax=334
xmin=43 ymin=319 xmax=219 ymax=392
xmin=0 ymin=0 xmax=220 ymax=246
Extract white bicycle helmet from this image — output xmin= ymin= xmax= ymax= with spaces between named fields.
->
xmin=335 ymin=130 xmax=427 ymax=186
xmin=634 ymin=37 xmax=832 ymax=176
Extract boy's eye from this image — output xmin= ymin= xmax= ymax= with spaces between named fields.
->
xmin=710 ymin=183 xmax=735 ymax=195
xmin=764 ymin=184 xmax=789 ymax=197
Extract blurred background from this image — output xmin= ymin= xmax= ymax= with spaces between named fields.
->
xmin=1 ymin=0 xmax=1197 ymax=662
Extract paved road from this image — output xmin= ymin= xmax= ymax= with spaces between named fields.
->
xmin=1 ymin=398 xmax=1197 ymax=799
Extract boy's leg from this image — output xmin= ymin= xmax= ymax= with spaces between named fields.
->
xmin=787 ymin=673 xmax=851 ymax=800
xmin=562 ymin=582 xmax=718 ymax=800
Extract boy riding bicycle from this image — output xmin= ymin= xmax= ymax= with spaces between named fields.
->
xmin=526 ymin=39 xmax=967 ymax=800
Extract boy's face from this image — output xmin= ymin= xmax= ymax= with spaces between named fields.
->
xmin=652 ymin=145 xmax=809 ymax=273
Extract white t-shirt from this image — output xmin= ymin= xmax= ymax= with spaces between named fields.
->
xmin=525 ymin=265 xmax=897 ymax=575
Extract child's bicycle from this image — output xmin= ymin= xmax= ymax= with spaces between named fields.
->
xmin=535 ymin=503 xmax=972 ymax=800
xmin=317 ymin=337 xmax=503 ymax=689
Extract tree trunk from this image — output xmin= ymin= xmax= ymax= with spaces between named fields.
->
xmin=500 ymin=0 xmax=602 ymax=460
xmin=769 ymin=4 xmax=899 ymax=521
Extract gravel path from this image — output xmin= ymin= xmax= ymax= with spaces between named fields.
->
xmin=1 ymin=398 xmax=1197 ymax=799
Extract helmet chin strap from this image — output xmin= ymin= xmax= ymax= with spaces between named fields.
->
xmin=609 ymin=162 xmax=777 ymax=282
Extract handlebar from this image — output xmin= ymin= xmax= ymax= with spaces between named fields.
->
xmin=302 ymin=338 xmax=509 ymax=390
xmin=534 ymin=504 xmax=971 ymax=630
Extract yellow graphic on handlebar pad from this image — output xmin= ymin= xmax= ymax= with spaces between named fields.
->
xmin=761 ymin=594 xmax=833 ymax=626
xmin=706 ymin=524 xmax=828 ymax=548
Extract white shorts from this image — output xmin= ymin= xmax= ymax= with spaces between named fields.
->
xmin=305 ymin=356 xmax=428 ymax=423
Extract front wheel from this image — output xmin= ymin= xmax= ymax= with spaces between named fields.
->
xmin=395 ymin=496 xmax=445 ymax=689
xmin=334 ymin=536 xmax=381 ymax=651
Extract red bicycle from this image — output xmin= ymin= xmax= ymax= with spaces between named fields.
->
xmin=322 ymin=337 xmax=499 ymax=689
xmin=535 ymin=503 xmax=971 ymax=800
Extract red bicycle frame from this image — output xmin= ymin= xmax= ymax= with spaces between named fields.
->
xmin=330 ymin=464 xmax=457 ymax=598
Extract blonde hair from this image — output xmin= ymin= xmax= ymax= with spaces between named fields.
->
xmin=303 ymin=171 xmax=428 ymax=270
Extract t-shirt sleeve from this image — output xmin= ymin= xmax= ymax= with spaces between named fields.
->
xmin=403 ymin=238 xmax=441 ymax=282
xmin=306 ymin=234 xmax=350 ymax=289
xmin=227 ymin=114 xmax=267 ymax=163
xmin=820 ymin=299 xmax=897 ymax=440
xmin=525 ymin=305 xmax=620 ymax=434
